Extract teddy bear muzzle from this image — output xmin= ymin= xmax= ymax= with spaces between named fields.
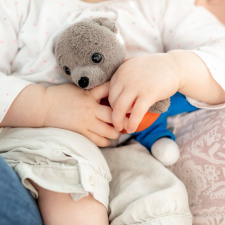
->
xmin=78 ymin=76 xmax=89 ymax=89
xmin=71 ymin=65 xmax=108 ymax=89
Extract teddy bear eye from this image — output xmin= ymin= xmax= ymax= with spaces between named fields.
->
xmin=63 ymin=66 xmax=71 ymax=75
xmin=91 ymin=53 xmax=102 ymax=63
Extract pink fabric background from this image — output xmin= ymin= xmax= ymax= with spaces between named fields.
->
xmin=169 ymin=108 xmax=225 ymax=225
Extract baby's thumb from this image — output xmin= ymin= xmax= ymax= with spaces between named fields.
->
xmin=91 ymin=82 xmax=110 ymax=101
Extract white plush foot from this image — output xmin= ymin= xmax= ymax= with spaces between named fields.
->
xmin=151 ymin=138 xmax=180 ymax=166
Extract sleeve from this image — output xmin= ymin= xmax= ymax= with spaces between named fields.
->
xmin=160 ymin=0 xmax=225 ymax=91
xmin=0 ymin=0 xmax=32 ymax=123
xmin=186 ymin=97 xmax=225 ymax=109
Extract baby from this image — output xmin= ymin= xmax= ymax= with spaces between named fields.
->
xmin=1 ymin=0 xmax=225 ymax=224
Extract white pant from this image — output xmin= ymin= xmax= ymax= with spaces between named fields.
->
xmin=0 ymin=127 xmax=192 ymax=225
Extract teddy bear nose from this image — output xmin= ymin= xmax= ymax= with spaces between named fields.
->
xmin=78 ymin=76 xmax=89 ymax=89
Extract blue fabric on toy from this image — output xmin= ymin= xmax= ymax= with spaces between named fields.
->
xmin=132 ymin=92 xmax=198 ymax=151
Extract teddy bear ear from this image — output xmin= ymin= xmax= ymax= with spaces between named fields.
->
xmin=92 ymin=17 xmax=118 ymax=33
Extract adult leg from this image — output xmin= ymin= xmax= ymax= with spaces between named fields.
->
xmin=0 ymin=156 xmax=43 ymax=225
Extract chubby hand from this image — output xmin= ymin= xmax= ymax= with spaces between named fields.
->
xmin=108 ymin=54 xmax=181 ymax=133
xmin=43 ymin=83 xmax=120 ymax=147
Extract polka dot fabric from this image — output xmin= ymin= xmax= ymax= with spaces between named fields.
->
xmin=1 ymin=0 xmax=225 ymax=122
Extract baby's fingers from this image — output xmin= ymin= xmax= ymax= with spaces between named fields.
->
xmin=96 ymin=105 xmax=113 ymax=124
xmin=108 ymin=79 xmax=123 ymax=109
xmin=111 ymin=90 xmax=136 ymax=131
xmin=86 ymin=131 xmax=110 ymax=147
xmin=127 ymin=96 xmax=152 ymax=134
xmin=90 ymin=82 xmax=109 ymax=102
xmin=89 ymin=120 xmax=120 ymax=140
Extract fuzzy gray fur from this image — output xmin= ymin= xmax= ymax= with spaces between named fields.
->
xmin=55 ymin=18 xmax=126 ymax=89
xmin=54 ymin=17 xmax=170 ymax=113
xmin=149 ymin=98 xmax=170 ymax=113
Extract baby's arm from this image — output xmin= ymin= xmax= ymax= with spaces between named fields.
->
xmin=0 ymin=83 xmax=119 ymax=147
xmin=109 ymin=1 xmax=225 ymax=134
xmin=109 ymin=51 xmax=225 ymax=133
xmin=0 ymin=1 xmax=119 ymax=147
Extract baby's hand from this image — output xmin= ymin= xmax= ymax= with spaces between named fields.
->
xmin=43 ymin=83 xmax=120 ymax=147
xmin=108 ymin=54 xmax=180 ymax=133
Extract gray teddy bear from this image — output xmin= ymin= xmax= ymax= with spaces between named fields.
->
xmin=54 ymin=17 xmax=180 ymax=166
xmin=55 ymin=17 xmax=125 ymax=89
xmin=55 ymin=17 xmax=170 ymax=112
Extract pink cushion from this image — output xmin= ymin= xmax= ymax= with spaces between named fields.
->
xmin=169 ymin=108 xmax=225 ymax=225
